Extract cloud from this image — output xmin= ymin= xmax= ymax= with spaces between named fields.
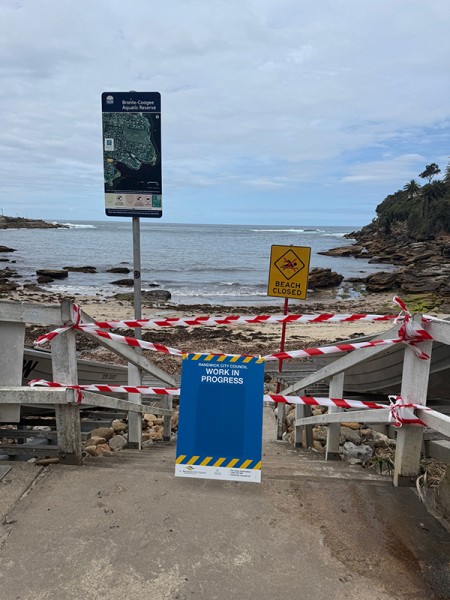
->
xmin=0 ymin=0 xmax=449 ymax=222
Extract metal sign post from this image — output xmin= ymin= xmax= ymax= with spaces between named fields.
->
xmin=101 ymin=91 xmax=162 ymax=448
xmin=267 ymin=245 xmax=311 ymax=439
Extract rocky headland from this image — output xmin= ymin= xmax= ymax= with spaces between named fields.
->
xmin=0 ymin=215 xmax=66 ymax=229
xmin=319 ymin=223 xmax=450 ymax=297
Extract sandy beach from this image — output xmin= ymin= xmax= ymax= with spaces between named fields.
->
xmin=9 ymin=285 xmax=407 ymax=379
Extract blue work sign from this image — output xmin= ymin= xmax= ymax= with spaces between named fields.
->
xmin=175 ymin=354 xmax=265 ymax=483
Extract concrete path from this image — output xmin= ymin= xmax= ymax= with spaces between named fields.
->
xmin=1 ymin=408 xmax=449 ymax=600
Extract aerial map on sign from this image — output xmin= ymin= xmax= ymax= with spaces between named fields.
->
xmin=103 ymin=112 xmax=159 ymax=188
xmin=102 ymin=92 xmax=162 ymax=218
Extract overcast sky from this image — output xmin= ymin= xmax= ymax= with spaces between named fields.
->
xmin=1 ymin=0 xmax=449 ymax=226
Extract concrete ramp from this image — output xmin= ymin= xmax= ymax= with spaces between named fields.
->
xmin=0 ymin=409 xmax=449 ymax=599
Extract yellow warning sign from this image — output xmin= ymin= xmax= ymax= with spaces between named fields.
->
xmin=267 ymin=245 xmax=311 ymax=299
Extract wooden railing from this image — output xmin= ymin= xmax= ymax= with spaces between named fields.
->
xmin=287 ymin=315 xmax=450 ymax=486
xmin=0 ymin=299 xmax=176 ymax=464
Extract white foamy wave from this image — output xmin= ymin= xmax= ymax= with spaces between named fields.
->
xmin=323 ymin=232 xmax=352 ymax=238
xmin=59 ymin=222 xmax=97 ymax=229
xmin=250 ymin=228 xmax=320 ymax=233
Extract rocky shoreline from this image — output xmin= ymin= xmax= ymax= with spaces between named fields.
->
xmin=0 ymin=215 xmax=66 ymax=229
xmin=319 ymin=223 xmax=450 ymax=309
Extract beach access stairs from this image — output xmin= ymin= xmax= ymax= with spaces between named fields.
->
xmin=0 ymin=299 xmax=450 ymax=490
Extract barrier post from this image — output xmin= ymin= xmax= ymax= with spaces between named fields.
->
xmin=276 ymin=298 xmax=289 ymax=440
xmin=294 ymin=388 xmax=306 ymax=447
xmin=325 ymin=372 xmax=344 ymax=460
xmin=52 ymin=300 xmax=82 ymax=465
xmin=394 ymin=315 xmax=433 ymax=486
xmin=0 ymin=319 xmax=25 ymax=423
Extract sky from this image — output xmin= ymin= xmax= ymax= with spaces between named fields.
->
xmin=0 ymin=0 xmax=449 ymax=226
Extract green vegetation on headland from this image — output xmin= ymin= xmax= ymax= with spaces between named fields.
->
xmin=320 ymin=161 xmax=450 ymax=310
xmin=375 ymin=161 xmax=450 ymax=239
xmin=0 ymin=216 xmax=65 ymax=229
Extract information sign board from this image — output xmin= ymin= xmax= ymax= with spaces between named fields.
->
xmin=101 ymin=91 xmax=162 ymax=218
xmin=175 ymin=354 xmax=265 ymax=483
xmin=267 ymin=245 xmax=311 ymax=299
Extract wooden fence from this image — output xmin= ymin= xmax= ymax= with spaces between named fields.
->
xmin=0 ymin=299 xmax=177 ymax=464
xmin=283 ymin=315 xmax=450 ymax=486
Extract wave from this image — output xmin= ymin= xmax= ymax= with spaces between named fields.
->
xmin=59 ymin=222 xmax=97 ymax=229
xmin=250 ymin=228 xmax=321 ymax=233
xmin=323 ymin=232 xmax=351 ymax=238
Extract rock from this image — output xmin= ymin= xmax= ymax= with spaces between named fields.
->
xmin=0 ymin=246 xmax=15 ymax=253
xmin=142 ymin=432 xmax=153 ymax=442
xmin=142 ymin=440 xmax=155 ymax=448
xmin=95 ymin=443 xmax=112 ymax=456
xmin=107 ymin=267 xmax=131 ymax=274
xmin=85 ymin=436 xmax=106 ymax=446
xmin=144 ymin=413 xmax=157 ymax=425
xmin=141 ymin=290 xmax=172 ymax=303
xmin=0 ymin=281 xmax=19 ymax=292
xmin=63 ymin=265 xmax=97 ymax=273
xmin=308 ymin=268 xmax=343 ymax=289
xmin=88 ymin=427 xmax=114 ymax=441
xmin=313 ymin=441 xmax=324 ymax=452
xmin=153 ymin=417 xmax=164 ymax=426
xmin=341 ymin=422 xmax=360 ymax=430
xmin=36 ymin=275 xmax=54 ymax=284
xmin=111 ymin=419 xmax=127 ymax=434
xmin=108 ymin=434 xmax=127 ymax=451
xmin=83 ymin=445 xmax=97 ymax=456
xmin=150 ymin=426 xmax=163 ymax=441
xmin=313 ymin=425 xmax=327 ymax=443
xmin=285 ymin=412 xmax=295 ymax=428
xmin=365 ymin=271 xmax=399 ymax=292
xmin=0 ymin=216 xmax=66 ymax=229
xmin=341 ymin=442 xmax=373 ymax=463
xmin=372 ymin=431 xmax=394 ymax=448
xmin=36 ymin=269 xmax=68 ymax=279
xmin=111 ymin=278 xmax=134 ymax=286
xmin=340 ymin=426 xmax=362 ymax=445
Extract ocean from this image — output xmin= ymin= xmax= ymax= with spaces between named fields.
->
xmin=1 ymin=221 xmax=389 ymax=305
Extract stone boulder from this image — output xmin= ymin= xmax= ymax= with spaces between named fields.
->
xmin=141 ymin=290 xmax=172 ymax=303
xmin=36 ymin=269 xmax=68 ymax=279
xmin=111 ymin=278 xmax=134 ymax=286
xmin=63 ymin=265 xmax=97 ymax=273
xmin=341 ymin=442 xmax=373 ymax=463
xmin=0 ymin=246 xmax=15 ymax=253
xmin=108 ymin=434 xmax=127 ymax=451
xmin=308 ymin=268 xmax=343 ymax=289
xmin=88 ymin=427 xmax=114 ymax=441
xmin=107 ymin=267 xmax=131 ymax=274
xmin=365 ymin=271 xmax=398 ymax=292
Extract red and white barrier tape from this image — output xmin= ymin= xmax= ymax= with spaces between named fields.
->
xmin=29 ymin=379 xmax=428 ymax=427
xmin=34 ymin=298 xmax=433 ymax=362
xmin=75 ymin=312 xmax=398 ymax=330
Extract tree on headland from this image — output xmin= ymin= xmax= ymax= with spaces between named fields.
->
xmin=373 ymin=159 xmax=450 ymax=240
xmin=419 ymin=163 xmax=441 ymax=183
xmin=403 ymin=179 xmax=421 ymax=200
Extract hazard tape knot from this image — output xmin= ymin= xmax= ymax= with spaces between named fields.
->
xmin=388 ymin=395 xmax=427 ymax=428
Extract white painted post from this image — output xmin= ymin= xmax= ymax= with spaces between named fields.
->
xmin=393 ymin=316 xmax=433 ymax=486
xmin=294 ymin=388 xmax=306 ymax=447
xmin=128 ymin=363 xmax=142 ymax=449
xmin=163 ymin=395 xmax=172 ymax=441
xmin=0 ymin=321 xmax=25 ymax=423
xmin=325 ymin=372 xmax=345 ymax=460
xmin=52 ymin=301 xmax=82 ymax=465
